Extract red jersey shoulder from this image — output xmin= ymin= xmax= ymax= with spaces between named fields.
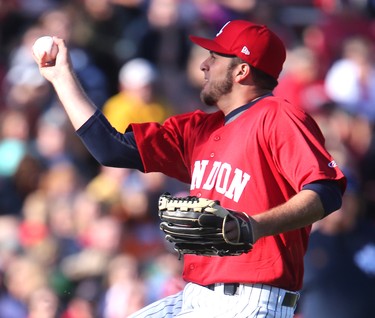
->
xmin=163 ymin=109 xmax=224 ymax=136
xmin=255 ymin=96 xmax=325 ymax=141
xmin=256 ymin=95 xmax=308 ymax=117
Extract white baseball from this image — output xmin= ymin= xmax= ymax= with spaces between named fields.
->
xmin=32 ymin=36 xmax=58 ymax=63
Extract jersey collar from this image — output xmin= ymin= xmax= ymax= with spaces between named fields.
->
xmin=224 ymin=93 xmax=273 ymax=125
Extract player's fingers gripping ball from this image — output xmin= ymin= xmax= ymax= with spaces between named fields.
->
xmin=158 ymin=193 xmax=254 ymax=257
xmin=32 ymin=36 xmax=59 ymax=67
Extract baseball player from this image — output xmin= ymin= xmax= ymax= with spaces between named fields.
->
xmin=34 ymin=20 xmax=346 ymax=317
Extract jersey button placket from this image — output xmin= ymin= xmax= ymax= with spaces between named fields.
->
xmin=210 ymin=135 xmax=220 ymax=158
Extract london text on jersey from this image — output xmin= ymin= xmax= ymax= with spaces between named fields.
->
xmin=190 ymin=160 xmax=251 ymax=202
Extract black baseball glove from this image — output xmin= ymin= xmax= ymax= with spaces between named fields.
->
xmin=158 ymin=193 xmax=254 ymax=257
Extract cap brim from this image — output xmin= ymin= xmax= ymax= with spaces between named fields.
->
xmin=189 ymin=35 xmax=232 ymax=55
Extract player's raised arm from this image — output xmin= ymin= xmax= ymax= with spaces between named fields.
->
xmin=32 ymin=36 xmax=96 ymax=130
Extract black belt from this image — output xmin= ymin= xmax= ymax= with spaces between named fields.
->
xmin=205 ymin=283 xmax=298 ymax=307
xmin=206 ymin=283 xmax=239 ymax=295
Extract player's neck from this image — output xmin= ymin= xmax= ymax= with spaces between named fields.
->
xmin=218 ymin=89 xmax=272 ymax=115
xmin=224 ymin=92 xmax=273 ymax=124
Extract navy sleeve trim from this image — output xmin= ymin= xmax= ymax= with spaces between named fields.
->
xmin=302 ymin=180 xmax=343 ymax=217
xmin=76 ymin=110 xmax=144 ymax=171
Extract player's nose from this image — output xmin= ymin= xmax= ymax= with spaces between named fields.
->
xmin=200 ymin=58 xmax=209 ymax=72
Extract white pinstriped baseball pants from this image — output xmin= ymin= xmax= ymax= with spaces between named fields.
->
xmin=128 ymin=282 xmax=299 ymax=318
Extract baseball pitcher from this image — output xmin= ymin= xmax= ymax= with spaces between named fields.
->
xmin=33 ymin=20 xmax=346 ymax=318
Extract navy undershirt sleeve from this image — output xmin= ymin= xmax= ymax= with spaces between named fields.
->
xmin=302 ymin=180 xmax=343 ymax=217
xmin=76 ymin=110 xmax=144 ymax=171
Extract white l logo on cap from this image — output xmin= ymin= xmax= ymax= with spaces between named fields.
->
xmin=216 ymin=21 xmax=231 ymax=37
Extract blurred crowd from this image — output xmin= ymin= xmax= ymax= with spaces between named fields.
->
xmin=1 ymin=0 xmax=375 ymax=317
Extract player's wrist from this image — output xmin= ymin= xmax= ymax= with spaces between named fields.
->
xmin=238 ymin=212 xmax=254 ymax=245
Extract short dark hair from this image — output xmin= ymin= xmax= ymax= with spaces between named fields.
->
xmin=230 ymin=57 xmax=278 ymax=90
xmin=250 ymin=65 xmax=278 ymax=90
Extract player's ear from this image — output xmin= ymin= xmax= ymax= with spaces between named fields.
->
xmin=234 ymin=63 xmax=251 ymax=83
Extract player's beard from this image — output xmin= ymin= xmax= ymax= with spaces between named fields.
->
xmin=200 ymin=66 xmax=234 ymax=107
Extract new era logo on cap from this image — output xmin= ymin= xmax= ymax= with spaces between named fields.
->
xmin=189 ymin=20 xmax=286 ymax=79
xmin=241 ymin=46 xmax=250 ymax=55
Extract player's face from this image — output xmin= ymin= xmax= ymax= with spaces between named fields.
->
xmin=199 ymin=52 xmax=236 ymax=106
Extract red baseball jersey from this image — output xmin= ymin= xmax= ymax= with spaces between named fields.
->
xmin=130 ymin=95 xmax=346 ymax=291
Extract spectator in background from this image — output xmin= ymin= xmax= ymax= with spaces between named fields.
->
xmin=142 ymin=252 xmax=186 ymax=305
xmin=0 ymin=255 xmax=49 ymax=318
xmin=102 ymin=58 xmax=171 ymax=133
xmin=42 ymin=189 xmax=105 ymax=308
xmin=37 ymin=161 xmax=83 ymax=203
xmin=299 ymin=0 xmax=375 ymax=71
xmin=0 ymin=109 xmax=34 ymax=215
xmin=324 ymin=36 xmax=375 ymax=123
xmin=29 ymin=106 xmax=73 ymax=169
xmin=59 ymin=288 xmax=96 ymax=318
xmin=86 ymin=166 xmax=129 ymax=214
xmin=3 ymin=61 xmax=51 ymax=137
xmin=98 ymin=254 xmax=145 ymax=317
xmin=122 ymin=0 xmax=192 ymax=112
xmin=119 ymin=171 xmax=187 ymax=262
xmin=180 ymin=0 xmax=235 ymax=32
xmin=0 ymin=110 xmax=29 ymax=178
xmin=18 ymin=191 xmax=56 ymax=268
xmin=27 ymin=286 xmax=59 ymax=318
xmin=323 ymin=36 xmax=375 ymax=213
xmin=71 ymin=0 xmax=144 ymax=96
xmin=59 ymin=214 xmax=123 ymax=294
xmin=0 ymin=215 xmax=20 ymax=271
xmin=274 ymin=45 xmax=329 ymax=113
